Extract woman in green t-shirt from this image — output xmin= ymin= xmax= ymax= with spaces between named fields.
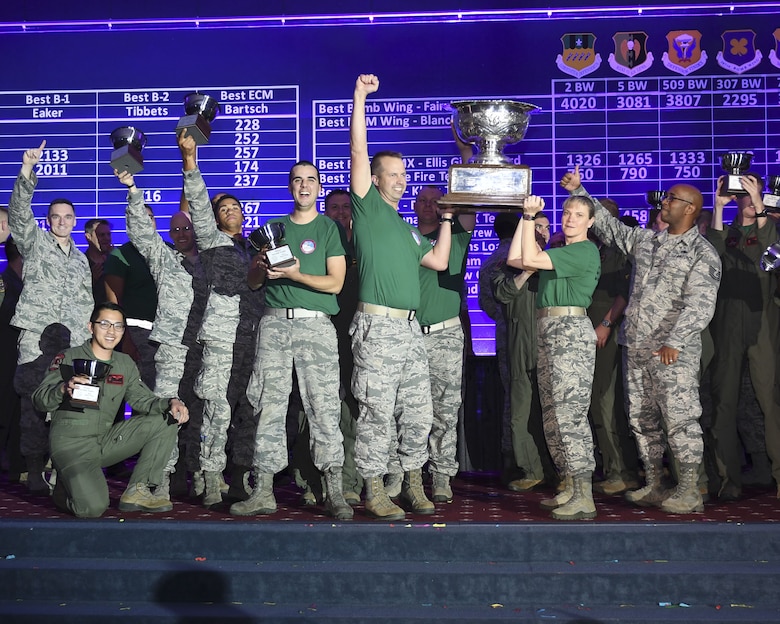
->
xmin=508 ymin=194 xmax=601 ymax=520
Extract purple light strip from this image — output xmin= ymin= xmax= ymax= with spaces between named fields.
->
xmin=1 ymin=3 xmax=777 ymax=34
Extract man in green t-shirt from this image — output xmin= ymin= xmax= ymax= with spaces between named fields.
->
xmin=349 ymin=74 xmax=454 ymax=521
xmin=231 ymin=160 xmax=352 ymax=521
xmin=403 ymin=185 xmax=474 ymax=504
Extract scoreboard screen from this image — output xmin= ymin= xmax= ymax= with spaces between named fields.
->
xmin=0 ymin=9 xmax=778 ymax=354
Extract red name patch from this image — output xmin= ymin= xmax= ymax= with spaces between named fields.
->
xmin=106 ymin=374 xmax=124 ymax=385
xmin=48 ymin=353 xmax=65 ymax=372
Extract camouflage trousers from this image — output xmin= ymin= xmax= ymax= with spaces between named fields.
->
xmin=350 ymin=311 xmax=433 ymax=478
xmin=195 ymin=332 xmax=257 ymax=473
xmin=127 ymin=326 xmax=158 ymax=391
xmin=15 ymin=327 xmax=71 ymax=457
xmin=537 ymin=316 xmax=596 ymax=476
xmin=293 ymin=397 xmax=363 ymax=499
xmin=624 ymin=345 xmax=704 ymax=466
xmin=249 ymin=314 xmax=343 ymax=474
xmin=156 ymin=343 xmax=204 ymax=474
xmin=423 ymin=324 xmax=465 ymax=477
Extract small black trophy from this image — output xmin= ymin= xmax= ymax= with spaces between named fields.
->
xmin=110 ymin=127 xmax=146 ymax=174
xmin=71 ymin=359 xmax=111 ymax=408
xmin=720 ymin=152 xmax=753 ymax=196
xmin=646 ymin=190 xmax=664 ymax=209
xmin=175 ymin=92 xmax=220 ymax=145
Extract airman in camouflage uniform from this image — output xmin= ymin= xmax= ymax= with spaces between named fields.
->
xmin=509 ymin=194 xmax=601 ymax=521
xmin=349 ymin=74 xmax=454 ymax=520
xmin=178 ymin=131 xmax=263 ymax=507
xmin=230 ymin=160 xmax=351 ymax=520
xmin=115 ymin=170 xmax=207 ymax=497
xmin=410 ymin=186 xmax=474 ymax=504
xmin=8 ymin=141 xmax=93 ymax=494
xmin=568 ymin=170 xmax=721 ymax=515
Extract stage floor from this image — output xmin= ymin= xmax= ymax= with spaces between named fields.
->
xmin=1 ymin=472 xmax=777 ymax=524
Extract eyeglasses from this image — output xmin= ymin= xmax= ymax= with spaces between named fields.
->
xmin=170 ymin=226 xmax=192 ymax=232
xmin=661 ymin=191 xmax=694 ymax=206
xmin=94 ymin=320 xmax=126 ymax=331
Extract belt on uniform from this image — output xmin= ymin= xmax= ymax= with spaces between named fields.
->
xmin=536 ymin=306 xmax=587 ymax=319
xmin=357 ymin=301 xmax=416 ymax=321
xmin=420 ymin=315 xmax=461 ymax=335
xmin=126 ymin=318 xmax=154 ymax=330
xmin=264 ymin=307 xmax=330 ymax=319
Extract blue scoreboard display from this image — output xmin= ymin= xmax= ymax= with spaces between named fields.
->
xmin=0 ymin=12 xmax=778 ymax=354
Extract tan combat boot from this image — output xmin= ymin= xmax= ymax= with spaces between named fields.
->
xmin=625 ymin=462 xmax=670 ymax=508
xmin=365 ymin=476 xmax=405 ymax=521
xmin=229 ymin=473 xmax=276 ymax=515
xmin=551 ymin=475 xmax=596 ymax=520
xmin=661 ymin=463 xmax=704 ymax=514
xmin=400 ymin=469 xmax=435 ymax=515
xmin=324 ymin=467 xmax=354 ymax=520
xmin=431 ymin=471 xmax=453 ymax=503
xmin=119 ymin=483 xmax=173 ymax=513
xmin=540 ymin=474 xmax=573 ymax=510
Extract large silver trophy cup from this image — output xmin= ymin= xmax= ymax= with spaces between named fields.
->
xmin=71 ymin=359 xmax=112 ymax=408
xmin=720 ymin=152 xmax=753 ymax=196
xmin=439 ymin=100 xmax=539 ymax=211
xmin=249 ymin=221 xmax=296 ymax=269
xmin=110 ymin=126 xmax=146 ymax=174
xmin=175 ymin=92 xmax=220 ymax=145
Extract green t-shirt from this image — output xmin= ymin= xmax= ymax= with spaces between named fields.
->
xmin=104 ymin=242 xmax=157 ymax=321
xmin=350 ymin=185 xmax=433 ymax=309
xmin=417 ymin=220 xmax=472 ymax=326
xmin=536 ymin=240 xmax=601 ymax=309
xmin=263 ymin=213 xmax=345 ymax=315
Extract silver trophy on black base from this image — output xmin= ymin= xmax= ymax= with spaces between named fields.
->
xmin=249 ymin=222 xmax=296 ymax=269
xmin=175 ymin=93 xmax=220 ymax=145
xmin=110 ymin=127 xmax=146 ymax=174
xmin=71 ymin=359 xmax=111 ymax=408
xmin=439 ymin=99 xmax=539 ymax=211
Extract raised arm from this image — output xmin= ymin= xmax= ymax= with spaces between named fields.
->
xmin=711 ymin=176 xmax=732 ymax=231
xmin=451 ymin=124 xmax=477 ymax=232
xmin=8 ymin=140 xmax=47 ymax=254
xmin=509 ymin=196 xmax=553 ymax=271
xmin=350 ymin=74 xmax=379 ymax=199
xmin=420 ymin=216 xmax=452 ymax=271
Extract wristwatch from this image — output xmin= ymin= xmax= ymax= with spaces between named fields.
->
xmin=522 ymin=213 xmax=536 ymax=221
xmin=601 ymin=319 xmax=613 ymax=328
